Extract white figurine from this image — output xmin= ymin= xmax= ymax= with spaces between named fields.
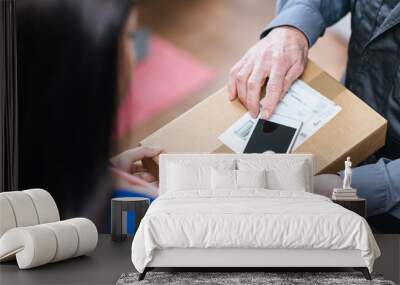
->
xmin=343 ymin=156 xmax=352 ymax=190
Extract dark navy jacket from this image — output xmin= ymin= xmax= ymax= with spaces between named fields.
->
xmin=263 ymin=0 xmax=400 ymax=218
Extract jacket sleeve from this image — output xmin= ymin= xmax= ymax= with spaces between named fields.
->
xmin=339 ymin=158 xmax=400 ymax=217
xmin=261 ymin=0 xmax=351 ymax=46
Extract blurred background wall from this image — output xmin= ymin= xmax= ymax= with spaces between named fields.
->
xmin=115 ymin=0 xmax=350 ymax=153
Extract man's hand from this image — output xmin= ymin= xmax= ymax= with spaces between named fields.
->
xmin=228 ymin=26 xmax=309 ymax=119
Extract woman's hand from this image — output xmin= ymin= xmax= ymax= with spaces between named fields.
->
xmin=110 ymin=146 xmax=162 ymax=184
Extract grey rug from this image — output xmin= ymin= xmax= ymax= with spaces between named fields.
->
xmin=117 ymin=272 xmax=395 ymax=285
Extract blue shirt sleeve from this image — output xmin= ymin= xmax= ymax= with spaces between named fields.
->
xmin=339 ymin=158 xmax=400 ymax=218
xmin=261 ymin=0 xmax=351 ymax=46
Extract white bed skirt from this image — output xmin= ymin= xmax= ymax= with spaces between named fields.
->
xmin=148 ymin=248 xmax=366 ymax=268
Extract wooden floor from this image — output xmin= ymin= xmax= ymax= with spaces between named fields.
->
xmin=116 ymin=0 xmax=347 ymax=153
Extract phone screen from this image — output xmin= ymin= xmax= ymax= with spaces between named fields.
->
xmin=243 ymin=119 xmax=297 ymax=153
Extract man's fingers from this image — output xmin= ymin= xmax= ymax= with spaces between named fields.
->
xmin=236 ymin=61 xmax=254 ymax=107
xmin=228 ymin=57 xmax=248 ymax=100
xmin=228 ymin=63 xmax=240 ymax=100
xmin=283 ymin=63 xmax=304 ymax=93
xmin=246 ymin=62 xmax=268 ymax=118
xmin=228 ymin=72 xmax=237 ymax=101
xmin=261 ymin=56 xmax=289 ymax=119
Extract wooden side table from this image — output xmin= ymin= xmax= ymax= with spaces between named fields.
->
xmin=111 ymin=197 xmax=150 ymax=241
xmin=332 ymin=198 xmax=366 ymax=218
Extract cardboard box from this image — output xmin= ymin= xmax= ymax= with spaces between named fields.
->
xmin=140 ymin=60 xmax=387 ymax=174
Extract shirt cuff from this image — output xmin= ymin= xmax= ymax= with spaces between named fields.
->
xmin=260 ymin=3 xmax=326 ymax=46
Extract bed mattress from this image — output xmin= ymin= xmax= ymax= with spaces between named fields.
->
xmin=131 ymin=190 xmax=380 ymax=272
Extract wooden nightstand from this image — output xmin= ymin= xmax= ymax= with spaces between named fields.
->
xmin=332 ymin=198 xmax=366 ymax=218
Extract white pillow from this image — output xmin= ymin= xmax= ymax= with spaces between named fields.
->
xmin=167 ymin=160 xmax=235 ymax=192
xmin=211 ymin=168 xmax=236 ymax=190
xmin=167 ymin=163 xmax=210 ymax=191
xmin=267 ymin=162 xmax=308 ymax=191
xmin=211 ymin=169 xmax=267 ymax=190
xmin=236 ymin=169 xmax=267 ymax=189
xmin=238 ymin=159 xmax=310 ymax=191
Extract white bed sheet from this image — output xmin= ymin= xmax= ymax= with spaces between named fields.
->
xmin=131 ymin=190 xmax=380 ymax=273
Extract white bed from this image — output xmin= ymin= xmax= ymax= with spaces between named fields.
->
xmin=131 ymin=154 xmax=380 ymax=280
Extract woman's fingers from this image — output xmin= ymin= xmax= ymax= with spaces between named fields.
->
xmin=110 ymin=146 xmax=162 ymax=172
xmin=131 ymin=162 xmax=146 ymax=173
xmin=133 ymin=172 xmax=157 ymax=183
xmin=126 ymin=146 xmax=163 ymax=162
xmin=113 ymin=179 xmax=158 ymax=198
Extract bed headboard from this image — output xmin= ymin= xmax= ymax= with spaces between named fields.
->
xmin=159 ymin=153 xmax=314 ymax=195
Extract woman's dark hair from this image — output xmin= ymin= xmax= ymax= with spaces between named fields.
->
xmin=17 ymin=0 xmax=133 ymax=222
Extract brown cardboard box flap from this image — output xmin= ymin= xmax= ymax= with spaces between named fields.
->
xmin=141 ymin=60 xmax=387 ymax=174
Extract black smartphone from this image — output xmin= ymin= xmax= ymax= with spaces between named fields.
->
xmin=243 ymin=115 xmax=302 ymax=153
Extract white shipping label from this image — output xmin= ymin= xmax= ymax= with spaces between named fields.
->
xmin=218 ymin=80 xmax=341 ymax=153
